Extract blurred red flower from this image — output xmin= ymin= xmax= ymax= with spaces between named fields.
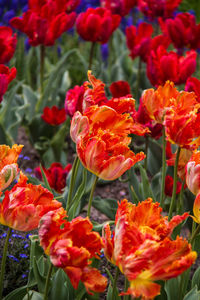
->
xmin=76 ymin=7 xmax=121 ymax=44
xmin=109 ymin=80 xmax=131 ymax=98
xmin=65 ymin=85 xmax=85 ymax=117
xmin=10 ymin=0 xmax=76 ymax=46
xmin=35 ymin=162 xmax=72 ymax=193
xmin=185 ymin=77 xmax=200 ymax=102
xmin=160 ymin=12 xmax=200 ymax=50
xmin=0 ymin=26 xmax=17 ymax=64
xmin=42 ymin=106 xmax=66 ymax=126
xmin=0 ymin=65 xmax=16 ymax=102
xmin=100 ymin=0 xmax=137 ymax=17
xmin=147 ymin=47 xmax=196 ymax=86
xmin=39 ymin=207 xmax=107 ymax=294
xmin=126 ymin=22 xmax=153 ymax=62
xmin=164 ymin=175 xmax=182 ymax=197
xmin=0 ymin=172 xmax=61 ymax=231
xmin=138 ymin=0 xmax=182 ymax=20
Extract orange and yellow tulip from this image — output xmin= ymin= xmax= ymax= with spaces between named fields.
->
xmin=0 ymin=172 xmax=61 ymax=231
xmin=39 ymin=207 xmax=107 ymax=294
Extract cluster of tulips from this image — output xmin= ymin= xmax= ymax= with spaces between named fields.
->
xmin=1 ymin=0 xmax=200 ymax=299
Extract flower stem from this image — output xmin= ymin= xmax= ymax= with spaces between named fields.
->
xmin=168 ymin=146 xmax=181 ymax=220
xmin=43 ymin=263 xmax=53 ymax=300
xmin=144 ymin=136 xmax=148 ymax=171
xmin=66 ymin=156 xmax=80 ymax=211
xmin=135 ymin=57 xmax=142 ymax=104
xmin=160 ymin=127 xmax=166 ymax=209
xmin=88 ymin=42 xmax=96 ymax=70
xmin=87 ymin=175 xmax=98 ymax=218
xmin=123 ymin=278 xmax=130 ymax=300
xmin=177 ymin=180 xmax=185 ymax=214
xmin=190 ymin=223 xmax=200 ymax=246
xmin=0 ymin=227 xmax=11 ymax=300
xmin=111 ymin=267 xmax=120 ymax=300
xmin=40 ymin=45 xmax=45 ymax=94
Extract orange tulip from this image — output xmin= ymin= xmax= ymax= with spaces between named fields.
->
xmin=39 ymin=207 xmax=107 ymax=294
xmin=70 ymin=104 xmax=145 ymax=180
xmin=164 ymin=91 xmax=200 ymax=148
xmin=0 ymin=172 xmax=61 ymax=231
xmin=103 ymin=199 xmax=196 ymax=299
xmin=142 ymin=81 xmax=179 ymax=124
xmin=0 ymin=144 xmax=23 ymax=191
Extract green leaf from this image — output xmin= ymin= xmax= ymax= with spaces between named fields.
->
xmin=39 ymin=164 xmax=52 ymax=192
xmin=23 ymin=85 xmax=39 ymax=122
xmin=192 ymin=267 xmax=200 ymax=290
xmin=49 ymin=269 xmax=71 ymax=300
xmin=92 ymin=196 xmax=118 ymax=220
xmin=165 ymin=277 xmax=180 ymax=300
xmin=138 ymin=164 xmax=155 ymax=200
xmin=106 ymin=283 xmax=121 ymax=300
xmin=4 ymin=284 xmax=36 ymax=300
xmin=183 ymin=286 xmax=200 ymax=300
xmin=128 ymin=167 xmax=142 ymax=203
xmin=23 ymin=291 xmax=43 ymax=300
xmin=68 ymin=168 xmax=87 ymax=220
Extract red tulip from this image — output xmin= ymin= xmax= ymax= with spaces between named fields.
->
xmin=100 ymin=0 xmax=137 ymax=17
xmin=0 ymin=65 xmax=16 ymax=102
xmin=0 ymin=26 xmax=17 ymax=64
xmin=65 ymin=85 xmax=85 ymax=117
xmin=147 ymin=47 xmax=196 ymax=86
xmin=138 ymin=0 xmax=182 ymax=20
xmin=10 ymin=0 xmax=76 ymax=46
xmin=126 ymin=22 xmax=153 ymax=62
xmin=35 ymin=162 xmax=72 ymax=193
xmin=160 ymin=12 xmax=200 ymax=50
xmin=109 ymin=80 xmax=131 ymax=98
xmin=185 ymin=77 xmax=200 ymax=102
xmin=76 ymin=7 xmax=121 ymax=44
xmin=41 ymin=106 xmax=66 ymax=126
xmin=165 ymin=175 xmax=182 ymax=197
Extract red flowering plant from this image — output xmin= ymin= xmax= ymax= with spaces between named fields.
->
xmin=0 ymin=65 xmax=16 ymax=102
xmin=0 ymin=26 xmax=17 ymax=64
xmin=100 ymin=0 xmax=137 ymax=17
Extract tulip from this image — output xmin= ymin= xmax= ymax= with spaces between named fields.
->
xmin=100 ymin=0 xmax=137 ymax=17
xmin=0 ymin=26 xmax=17 ymax=64
xmin=138 ymin=0 xmax=182 ymax=20
xmin=185 ymin=77 xmax=200 ymax=102
xmin=126 ymin=22 xmax=153 ymax=62
xmin=103 ymin=198 xmax=196 ymax=299
xmin=0 ymin=172 xmax=61 ymax=231
xmin=39 ymin=207 xmax=107 ymax=294
xmin=0 ymin=65 xmax=16 ymax=102
xmin=41 ymin=106 xmax=66 ymax=125
xmin=76 ymin=7 xmax=121 ymax=44
xmin=10 ymin=0 xmax=76 ymax=46
xmin=35 ymin=162 xmax=72 ymax=193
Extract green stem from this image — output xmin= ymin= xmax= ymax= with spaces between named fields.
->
xmin=0 ymin=227 xmax=11 ymax=300
xmin=88 ymin=42 xmax=96 ymax=70
xmin=111 ymin=267 xmax=120 ymax=300
xmin=123 ymin=278 xmax=130 ymax=300
xmin=168 ymin=146 xmax=181 ymax=220
xmin=87 ymin=175 xmax=98 ymax=218
xmin=40 ymin=45 xmax=45 ymax=94
xmin=177 ymin=180 xmax=185 ymax=214
xmin=66 ymin=156 xmax=80 ymax=211
xmin=43 ymin=263 xmax=53 ymax=300
xmin=190 ymin=223 xmax=200 ymax=246
xmin=144 ymin=136 xmax=149 ymax=171
xmin=135 ymin=57 xmax=142 ymax=105
xmin=160 ymin=128 xmax=166 ymax=209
